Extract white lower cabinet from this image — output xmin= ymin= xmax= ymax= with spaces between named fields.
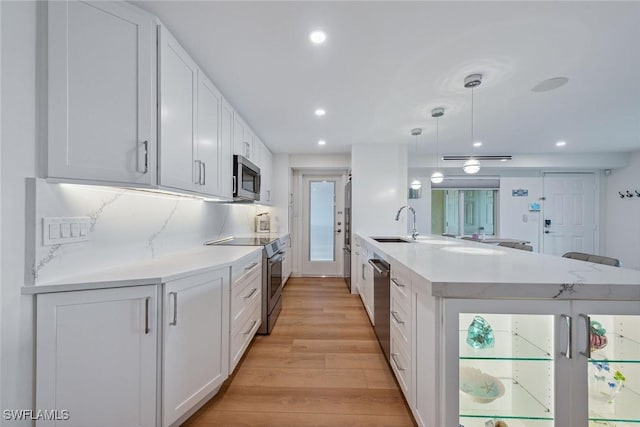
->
xmin=36 ymin=286 xmax=159 ymax=427
xmin=162 ymin=268 xmax=229 ymax=427
xmin=229 ymin=253 xmax=263 ymax=373
xmin=389 ymin=263 xmax=413 ymax=405
xmin=281 ymin=237 xmax=291 ymax=286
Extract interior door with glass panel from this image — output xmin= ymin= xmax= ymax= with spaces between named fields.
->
xmin=443 ymin=298 xmax=572 ymax=427
xmin=570 ymin=301 xmax=640 ymax=427
xmin=301 ymin=174 xmax=344 ymax=276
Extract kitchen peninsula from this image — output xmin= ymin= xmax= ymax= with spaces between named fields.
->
xmin=355 ymin=233 xmax=640 ymax=427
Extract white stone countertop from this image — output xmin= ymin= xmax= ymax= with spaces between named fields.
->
xmin=359 ymin=234 xmax=640 ymax=301
xmin=22 ymin=245 xmax=262 ymax=295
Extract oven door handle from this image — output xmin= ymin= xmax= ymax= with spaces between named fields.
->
xmin=269 ymin=254 xmax=284 ymax=264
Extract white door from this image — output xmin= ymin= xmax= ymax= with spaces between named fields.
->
xmin=444 ymin=190 xmax=460 ymax=235
xmin=159 ymin=25 xmax=198 ymax=192
xmin=542 ymin=173 xmax=597 ymax=256
xmin=163 ymin=269 xmax=229 ymax=427
xmin=196 ymin=71 xmax=223 ymax=196
xmin=36 ymin=286 xmax=158 ymax=427
xmin=301 ymin=174 xmax=345 ymax=276
xmin=48 ymin=1 xmax=155 ymax=185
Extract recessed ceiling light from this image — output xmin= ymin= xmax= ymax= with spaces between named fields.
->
xmin=473 ymin=141 xmax=482 ymax=147
xmin=532 ymin=77 xmax=569 ymax=93
xmin=556 ymin=141 xmax=567 ymax=147
xmin=318 ymin=140 xmax=326 ymax=146
xmin=309 ymin=30 xmax=327 ymax=45
xmin=314 ymin=108 xmax=326 ymax=116
xmin=500 ymin=159 xmax=508 ymax=162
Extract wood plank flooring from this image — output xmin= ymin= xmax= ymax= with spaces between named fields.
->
xmin=183 ymin=277 xmax=416 ymax=427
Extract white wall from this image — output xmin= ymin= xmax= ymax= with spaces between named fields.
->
xmin=604 ymin=151 xmax=640 ymax=269
xmin=1 ymin=2 xmax=37 ymax=422
xmin=289 ymin=153 xmax=351 ymax=170
xmin=499 ymin=174 xmax=543 ymax=252
xmin=352 ymin=144 xmax=408 ymax=236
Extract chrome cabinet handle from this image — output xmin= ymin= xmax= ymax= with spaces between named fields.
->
xmin=194 ymin=160 xmax=202 ymax=184
xmin=169 ymin=292 xmax=178 ymax=326
xmin=144 ymin=297 xmax=150 ymax=334
xmin=138 ymin=141 xmax=149 ymax=174
xmin=244 ymin=288 xmax=258 ymax=299
xmin=391 ymin=353 xmax=405 ymax=371
xmin=561 ymin=314 xmax=572 ymax=359
xmin=244 ymin=320 xmax=257 ymax=335
xmin=232 ymin=176 xmax=236 ymax=194
xmin=579 ymin=314 xmax=591 ymax=358
xmin=244 ymin=262 xmax=258 ymax=272
xmin=391 ymin=311 xmax=405 ymax=325
xmin=391 ymin=278 xmax=405 ymax=288
xmin=201 ymin=161 xmax=206 ymax=185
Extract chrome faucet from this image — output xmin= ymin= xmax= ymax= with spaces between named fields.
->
xmin=395 ymin=205 xmax=419 ymax=240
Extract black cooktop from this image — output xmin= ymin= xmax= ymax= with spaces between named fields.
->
xmin=207 ymin=237 xmax=277 ymax=246
xmin=205 ymin=236 xmax=283 ymax=258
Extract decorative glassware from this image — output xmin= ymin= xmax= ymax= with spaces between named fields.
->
xmin=590 ymin=320 xmax=608 ymax=352
xmin=589 ymin=360 xmax=626 ymax=402
xmin=466 ymin=315 xmax=495 ymax=349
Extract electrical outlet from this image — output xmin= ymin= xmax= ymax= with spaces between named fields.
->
xmin=43 ymin=217 xmax=91 ymax=246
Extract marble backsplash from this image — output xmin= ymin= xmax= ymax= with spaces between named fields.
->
xmin=26 ymin=179 xmax=271 ymax=285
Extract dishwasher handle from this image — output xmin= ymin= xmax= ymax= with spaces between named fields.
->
xmin=368 ymin=259 xmax=390 ymax=277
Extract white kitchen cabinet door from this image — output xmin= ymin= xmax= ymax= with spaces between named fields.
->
xmin=36 ymin=286 xmax=158 ymax=427
xmin=233 ymin=114 xmax=250 ymax=159
xmin=260 ymin=142 xmax=273 ymax=204
xmin=158 ymin=25 xmax=198 ymax=192
xmin=163 ymin=268 xmax=230 ymax=427
xmin=196 ymin=71 xmax=223 ymax=197
xmin=48 ymin=1 xmax=156 ymax=185
xmin=220 ymin=98 xmax=234 ymax=199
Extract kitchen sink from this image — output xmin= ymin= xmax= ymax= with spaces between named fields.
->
xmin=371 ymin=237 xmax=414 ymax=243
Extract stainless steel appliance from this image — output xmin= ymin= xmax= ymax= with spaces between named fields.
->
xmin=369 ymin=257 xmax=390 ymax=361
xmin=233 ymin=155 xmax=261 ymax=201
xmin=205 ymin=236 xmax=284 ymax=334
xmin=343 ymin=179 xmax=352 ymax=290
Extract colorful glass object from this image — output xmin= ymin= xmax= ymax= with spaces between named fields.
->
xmin=589 ymin=360 xmax=626 ymax=402
xmin=590 ymin=320 xmax=608 ymax=352
xmin=466 ymin=316 xmax=495 ymax=349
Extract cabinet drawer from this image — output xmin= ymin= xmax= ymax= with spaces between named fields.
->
xmin=230 ymin=297 xmax=261 ymax=372
xmin=231 ymin=252 xmax=262 ymax=283
xmin=390 ymin=265 xmax=411 ymax=309
xmin=390 ymin=322 xmax=412 ymax=402
xmin=231 ymin=283 xmax=261 ymax=329
xmin=390 ymin=291 xmax=411 ymax=346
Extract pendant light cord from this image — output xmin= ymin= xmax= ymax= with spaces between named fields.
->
xmin=471 ymin=87 xmax=475 ymax=156
xmin=435 ymin=118 xmax=439 ymax=168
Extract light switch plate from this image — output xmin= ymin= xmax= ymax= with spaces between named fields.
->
xmin=43 ymin=217 xmax=91 ymax=246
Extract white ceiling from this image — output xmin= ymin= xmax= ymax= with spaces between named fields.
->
xmin=135 ymin=1 xmax=640 ymax=156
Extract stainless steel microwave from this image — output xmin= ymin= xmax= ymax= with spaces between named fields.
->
xmin=233 ymin=155 xmax=261 ymax=201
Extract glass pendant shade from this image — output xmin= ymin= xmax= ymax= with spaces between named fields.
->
xmin=430 ymin=171 xmax=444 ymax=184
xmin=410 ymin=179 xmax=422 ymax=190
xmin=463 ymin=158 xmax=481 ymax=174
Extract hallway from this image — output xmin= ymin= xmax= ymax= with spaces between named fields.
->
xmin=184 ymin=277 xmax=416 ymax=426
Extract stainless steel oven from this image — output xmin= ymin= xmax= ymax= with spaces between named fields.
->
xmin=205 ymin=235 xmax=284 ymax=335
xmin=233 ymin=154 xmax=261 ymax=201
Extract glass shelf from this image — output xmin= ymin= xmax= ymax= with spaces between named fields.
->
xmin=590 ymin=333 xmax=640 ymax=364
xmin=589 ymin=384 xmax=640 ymax=424
xmin=460 ymin=330 xmax=552 ymax=361
xmin=460 ymin=418 xmax=553 ymax=427
xmin=460 ymin=378 xmax=554 ymax=421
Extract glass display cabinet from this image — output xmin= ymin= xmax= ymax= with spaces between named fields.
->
xmin=443 ymin=299 xmax=640 ymax=427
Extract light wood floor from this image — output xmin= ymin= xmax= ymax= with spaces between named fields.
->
xmin=183 ymin=277 xmax=417 ymax=426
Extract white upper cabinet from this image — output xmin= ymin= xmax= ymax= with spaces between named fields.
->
xmin=233 ymin=114 xmax=258 ymax=162
xmin=47 ymin=1 xmax=156 ymax=185
xmin=196 ymin=71 xmax=224 ymax=197
xmin=259 ymin=141 xmax=273 ymax=204
xmin=220 ymin=98 xmax=234 ymax=199
xmin=158 ymin=25 xmax=198 ymax=192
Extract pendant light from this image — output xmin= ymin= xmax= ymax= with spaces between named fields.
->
xmin=410 ymin=128 xmax=423 ymax=189
xmin=463 ymin=73 xmax=482 ymax=174
xmin=430 ymin=107 xmax=445 ymax=184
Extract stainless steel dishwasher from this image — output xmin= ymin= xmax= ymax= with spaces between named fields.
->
xmin=369 ymin=257 xmax=390 ymax=362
